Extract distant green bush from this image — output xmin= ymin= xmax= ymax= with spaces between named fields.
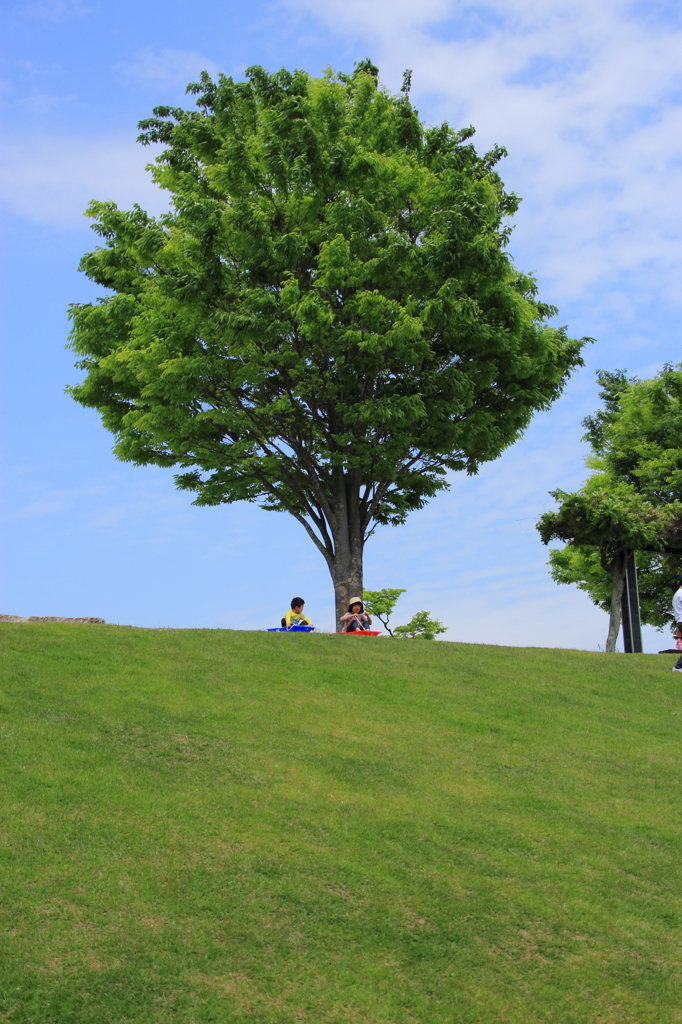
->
xmin=393 ymin=610 xmax=447 ymax=639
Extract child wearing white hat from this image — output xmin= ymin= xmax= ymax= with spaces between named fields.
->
xmin=340 ymin=598 xmax=373 ymax=633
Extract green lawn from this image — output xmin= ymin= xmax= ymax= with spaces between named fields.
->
xmin=1 ymin=625 xmax=681 ymax=1023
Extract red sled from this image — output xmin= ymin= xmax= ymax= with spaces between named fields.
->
xmin=335 ymin=630 xmax=381 ymax=636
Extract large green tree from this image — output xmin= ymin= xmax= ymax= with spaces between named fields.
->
xmin=68 ymin=63 xmax=586 ymax=626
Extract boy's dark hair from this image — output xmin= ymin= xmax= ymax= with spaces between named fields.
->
xmin=291 ymin=597 xmax=305 ymax=609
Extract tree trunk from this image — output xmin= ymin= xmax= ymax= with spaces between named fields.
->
xmin=329 ymin=542 xmax=364 ymax=631
xmin=605 ymin=555 xmax=626 ymax=652
xmin=319 ymin=469 xmax=365 ymax=631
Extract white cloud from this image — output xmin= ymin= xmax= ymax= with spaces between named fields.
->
xmin=21 ymin=0 xmax=92 ymax=21
xmin=21 ymin=93 xmax=72 ymax=114
xmin=281 ymin=0 xmax=682 ymax=306
xmin=7 ymin=3 xmax=680 ymax=301
xmin=118 ymin=48 xmax=219 ymax=86
xmin=0 ymin=135 xmax=168 ymax=227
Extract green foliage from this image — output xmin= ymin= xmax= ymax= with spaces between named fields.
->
xmin=67 ymin=62 xmax=586 ymax=586
xmin=393 ymin=609 xmax=447 ymax=639
xmin=581 ymin=368 xmax=634 ymax=455
xmin=362 ymin=589 xmax=446 ymax=638
xmin=539 ymin=365 xmax=682 ymax=634
xmin=2 ymin=624 xmax=682 ymax=1022
xmin=580 ymin=365 xmax=682 ymax=512
xmin=362 ymin=587 xmax=405 ymax=635
xmin=548 ymin=544 xmax=612 ymax=606
xmin=549 ymin=544 xmax=679 ymax=630
xmin=537 ymin=481 xmax=679 ymax=564
xmin=595 ymin=365 xmax=682 ymax=504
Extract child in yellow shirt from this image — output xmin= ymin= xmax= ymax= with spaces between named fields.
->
xmin=282 ymin=597 xmax=313 ymax=628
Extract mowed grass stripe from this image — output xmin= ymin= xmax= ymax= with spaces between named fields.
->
xmin=0 ymin=625 xmax=680 ymax=1023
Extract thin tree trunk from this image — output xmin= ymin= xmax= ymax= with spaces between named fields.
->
xmin=605 ymin=555 xmax=626 ymax=652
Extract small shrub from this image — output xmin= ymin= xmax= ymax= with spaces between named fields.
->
xmin=393 ymin=611 xmax=447 ymax=640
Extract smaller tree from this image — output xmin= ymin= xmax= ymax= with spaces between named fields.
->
xmin=363 ymin=588 xmax=447 ymax=638
xmin=537 ymin=483 xmax=681 ymax=651
xmin=394 ymin=611 xmax=447 ymax=640
xmin=540 ymin=366 xmax=682 ymax=650
xmin=362 ymin=588 xmax=406 ymax=636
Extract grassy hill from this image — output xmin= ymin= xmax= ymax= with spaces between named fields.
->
xmin=1 ymin=625 xmax=681 ymax=1023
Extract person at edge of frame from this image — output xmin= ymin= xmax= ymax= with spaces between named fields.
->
xmin=672 ymin=575 xmax=682 ymax=673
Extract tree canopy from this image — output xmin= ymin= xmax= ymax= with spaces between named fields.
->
xmin=68 ymin=62 xmax=586 ymax=625
xmin=584 ymin=366 xmax=682 ymax=503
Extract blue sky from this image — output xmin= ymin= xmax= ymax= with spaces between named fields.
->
xmin=1 ymin=0 xmax=681 ymax=647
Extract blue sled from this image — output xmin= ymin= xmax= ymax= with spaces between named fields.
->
xmin=267 ymin=625 xmax=315 ymax=632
